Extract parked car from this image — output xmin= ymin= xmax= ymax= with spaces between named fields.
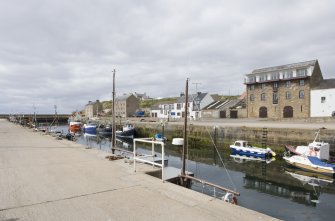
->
xmin=332 ymin=111 xmax=335 ymax=117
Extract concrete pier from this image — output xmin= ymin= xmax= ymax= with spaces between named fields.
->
xmin=0 ymin=119 xmax=278 ymax=221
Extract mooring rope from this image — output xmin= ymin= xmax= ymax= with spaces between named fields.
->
xmin=205 ymin=126 xmax=237 ymax=192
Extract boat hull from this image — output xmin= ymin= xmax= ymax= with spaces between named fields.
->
xmin=284 ymin=156 xmax=335 ymax=176
xmin=116 ymin=128 xmax=135 ymax=138
xmin=83 ymin=125 xmax=97 ymax=135
xmin=69 ymin=122 xmax=82 ymax=133
xmin=230 ymin=147 xmax=273 ymax=158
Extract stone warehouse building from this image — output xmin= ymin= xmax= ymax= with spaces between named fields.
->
xmin=245 ymin=60 xmax=323 ymax=119
xmin=115 ymin=94 xmax=139 ymax=118
xmin=85 ymin=100 xmax=103 ymax=118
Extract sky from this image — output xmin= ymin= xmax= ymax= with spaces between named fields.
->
xmin=1 ymin=0 xmax=334 ymax=114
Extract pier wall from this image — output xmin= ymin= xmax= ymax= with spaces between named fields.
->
xmin=134 ymin=123 xmax=335 ymax=156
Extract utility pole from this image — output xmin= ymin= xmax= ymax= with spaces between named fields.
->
xmin=192 ymin=82 xmax=201 ymax=93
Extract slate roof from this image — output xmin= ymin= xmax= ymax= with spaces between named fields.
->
xmin=116 ymin=94 xmax=134 ymax=101
xmin=312 ymin=79 xmax=335 ymax=90
xmin=203 ymin=99 xmax=242 ymax=110
xmin=248 ymin=60 xmax=317 ymax=75
xmin=177 ymin=92 xmax=207 ymax=103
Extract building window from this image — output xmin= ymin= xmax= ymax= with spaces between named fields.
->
xmin=250 ymin=85 xmax=254 ymax=91
xmin=177 ymin=103 xmax=181 ymax=110
xmin=273 ymin=82 xmax=278 ymax=89
xmin=247 ymin=76 xmax=256 ymax=83
xmin=260 ymin=75 xmax=267 ymax=82
xmin=299 ymin=80 xmax=305 ymax=86
xmin=297 ymin=69 xmax=307 ymax=77
xmin=284 ymin=70 xmax=293 ymax=79
xmin=286 ymin=81 xmax=291 ymax=88
xmin=261 ymin=83 xmax=266 ymax=89
xmin=299 ymin=90 xmax=305 ymax=99
xmin=285 ymin=91 xmax=291 ymax=100
xmin=271 ymin=72 xmax=280 ymax=80
xmin=261 ymin=93 xmax=266 ymax=101
xmin=273 ymin=92 xmax=278 ymax=104
xmin=250 ymin=94 xmax=255 ymax=101
xmin=321 ymin=97 xmax=326 ymax=103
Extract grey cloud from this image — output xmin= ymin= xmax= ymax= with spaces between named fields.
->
xmin=0 ymin=0 xmax=334 ymax=113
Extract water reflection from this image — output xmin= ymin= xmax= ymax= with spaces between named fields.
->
xmin=230 ymin=154 xmax=275 ymax=164
xmin=58 ymin=125 xmax=335 ymax=221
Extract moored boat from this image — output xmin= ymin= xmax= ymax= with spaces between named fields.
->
xmin=83 ymin=123 xmax=97 ymax=135
xmin=116 ymin=123 xmax=135 ymax=138
xmin=69 ymin=121 xmax=82 ymax=134
xmin=230 ymin=140 xmax=276 ymax=158
xmin=97 ymin=124 xmax=113 ymax=136
xmin=284 ymin=128 xmax=329 ymax=160
xmin=284 ymin=155 xmax=335 ymax=176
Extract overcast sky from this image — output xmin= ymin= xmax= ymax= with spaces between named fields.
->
xmin=1 ymin=0 xmax=334 ymax=114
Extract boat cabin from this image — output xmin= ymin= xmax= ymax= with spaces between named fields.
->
xmin=233 ymin=141 xmax=251 ymax=148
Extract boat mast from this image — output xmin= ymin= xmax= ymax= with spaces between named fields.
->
xmin=112 ymin=69 xmax=116 ymax=153
xmin=181 ymin=78 xmax=189 ymax=177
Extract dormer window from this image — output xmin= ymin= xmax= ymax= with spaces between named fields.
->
xmin=271 ymin=72 xmax=280 ymax=80
xmin=297 ymin=69 xmax=307 ymax=77
xmin=260 ymin=75 xmax=267 ymax=82
xmin=284 ymin=70 xmax=293 ymax=79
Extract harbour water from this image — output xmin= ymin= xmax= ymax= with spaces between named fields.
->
xmin=58 ymin=125 xmax=335 ymax=221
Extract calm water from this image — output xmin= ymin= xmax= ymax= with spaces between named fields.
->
xmin=56 ymin=126 xmax=335 ymax=221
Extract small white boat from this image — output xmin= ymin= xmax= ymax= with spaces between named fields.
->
xmin=284 ymin=155 xmax=335 ymax=176
xmin=230 ymin=140 xmax=276 ymax=158
xmin=284 ymin=128 xmax=329 ymax=160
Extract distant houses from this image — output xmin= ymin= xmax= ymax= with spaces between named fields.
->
xmin=84 ymin=100 xmax=103 ymax=118
xmin=82 ymin=59 xmax=335 ymax=120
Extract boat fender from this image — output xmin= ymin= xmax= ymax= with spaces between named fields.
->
xmin=222 ymin=193 xmax=238 ymax=205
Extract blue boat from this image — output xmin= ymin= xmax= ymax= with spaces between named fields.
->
xmin=83 ymin=123 xmax=97 ymax=135
xmin=230 ymin=140 xmax=276 ymax=158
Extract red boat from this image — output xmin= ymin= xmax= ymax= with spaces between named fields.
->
xmin=69 ymin=121 xmax=82 ymax=134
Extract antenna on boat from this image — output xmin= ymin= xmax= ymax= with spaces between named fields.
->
xmin=181 ymin=78 xmax=189 ymax=178
xmin=112 ymin=69 xmax=116 ymax=153
xmin=313 ymin=127 xmax=326 ymax=143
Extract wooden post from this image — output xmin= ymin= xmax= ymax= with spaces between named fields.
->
xmin=181 ymin=78 xmax=189 ymax=177
xmin=112 ymin=69 xmax=116 ymax=154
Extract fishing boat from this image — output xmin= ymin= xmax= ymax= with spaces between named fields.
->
xmin=284 ymin=128 xmax=329 ymax=160
xmin=230 ymin=140 xmax=276 ymax=158
xmin=283 ymin=155 xmax=335 ymax=176
xmin=69 ymin=121 xmax=82 ymax=134
xmin=116 ymin=123 xmax=135 ymax=138
xmin=97 ymin=124 xmax=113 ymax=136
xmin=83 ymin=122 xmax=97 ymax=135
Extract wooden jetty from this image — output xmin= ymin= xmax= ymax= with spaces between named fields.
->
xmin=0 ymin=119 xmax=278 ymax=221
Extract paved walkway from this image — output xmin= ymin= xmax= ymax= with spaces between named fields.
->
xmin=0 ymin=119 xmax=278 ymax=221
